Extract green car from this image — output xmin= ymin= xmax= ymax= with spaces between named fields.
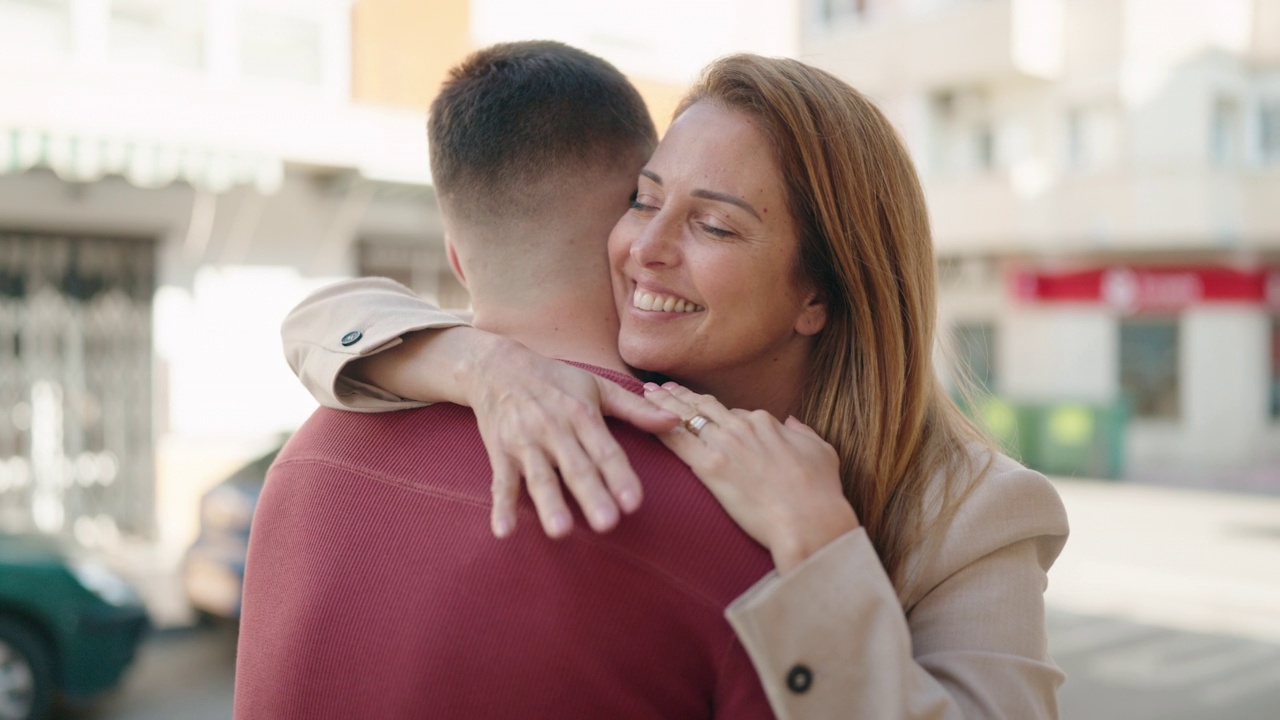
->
xmin=0 ymin=533 xmax=149 ymax=720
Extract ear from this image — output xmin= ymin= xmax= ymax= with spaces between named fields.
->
xmin=794 ymin=290 xmax=827 ymax=337
xmin=445 ymin=237 xmax=466 ymax=288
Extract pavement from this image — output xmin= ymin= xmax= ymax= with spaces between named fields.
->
xmin=1046 ymin=478 xmax=1280 ymax=644
xmin=111 ymin=475 xmax=1280 ymax=637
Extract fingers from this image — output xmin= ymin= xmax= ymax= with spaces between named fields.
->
xmin=520 ymin=450 xmax=574 ymax=539
xmin=489 ymin=454 xmax=520 ymax=539
xmin=599 ymin=380 xmax=680 ymax=433
xmin=543 ymin=422 xmax=622 ymax=532
xmin=654 ymin=382 xmax=735 ymax=425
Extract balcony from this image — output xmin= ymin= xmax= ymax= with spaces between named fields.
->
xmin=927 ymin=167 xmax=1280 ymax=256
xmin=803 ymin=0 xmax=1064 ymax=95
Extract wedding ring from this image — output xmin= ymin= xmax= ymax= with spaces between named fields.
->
xmin=683 ymin=414 xmax=712 ymax=436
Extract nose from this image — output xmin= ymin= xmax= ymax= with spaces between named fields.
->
xmin=629 ymin=211 xmax=681 ymax=269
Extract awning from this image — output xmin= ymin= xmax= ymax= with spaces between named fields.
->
xmin=0 ymin=128 xmax=285 ymax=195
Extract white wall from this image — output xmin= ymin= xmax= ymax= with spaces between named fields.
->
xmin=1182 ymin=306 xmax=1271 ymax=463
xmin=1000 ymin=306 xmax=1117 ymax=402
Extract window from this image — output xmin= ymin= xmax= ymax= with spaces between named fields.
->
xmin=1261 ymin=100 xmax=1280 ymax=167
xmin=1065 ymin=105 xmax=1120 ymax=171
xmin=952 ymin=321 xmax=996 ymax=394
xmin=239 ymin=7 xmax=321 ymax=85
xmin=1211 ymin=95 xmax=1244 ymax=167
xmin=819 ymin=0 xmax=871 ymax=25
xmin=109 ymin=0 xmax=205 ymax=70
xmin=1271 ymin=317 xmax=1279 ymax=419
xmin=930 ymin=88 xmax=999 ymax=177
xmin=1119 ymin=318 xmax=1180 ymax=419
xmin=0 ymin=0 xmax=72 ymax=61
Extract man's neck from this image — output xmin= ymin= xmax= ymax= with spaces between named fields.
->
xmin=471 ymin=297 xmax=628 ymax=376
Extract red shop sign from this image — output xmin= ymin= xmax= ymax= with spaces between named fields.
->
xmin=1011 ymin=267 xmax=1280 ymax=313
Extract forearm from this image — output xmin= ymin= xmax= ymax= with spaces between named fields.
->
xmin=346 ymin=326 xmax=508 ymax=407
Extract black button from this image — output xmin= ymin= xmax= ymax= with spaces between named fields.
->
xmin=340 ymin=331 xmax=363 ymax=347
xmin=786 ymin=664 xmax=813 ymax=694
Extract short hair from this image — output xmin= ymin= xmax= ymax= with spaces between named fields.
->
xmin=428 ymin=41 xmax=657 ymax=223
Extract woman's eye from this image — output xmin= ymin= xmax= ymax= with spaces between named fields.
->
xmin=628 ymin=192 xmax=657 ymax=212
xmin=699 ymin=223 xmax=735 ymax=239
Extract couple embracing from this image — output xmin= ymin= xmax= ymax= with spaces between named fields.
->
xmin=234 ymin=40 xmax=1068 ymax=720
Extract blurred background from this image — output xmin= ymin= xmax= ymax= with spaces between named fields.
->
xmin=0 ymin=0 xmax=1277 ymax=718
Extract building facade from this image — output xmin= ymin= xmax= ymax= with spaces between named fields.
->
xmin=803 ymin=0 xmax=1280 ymax=487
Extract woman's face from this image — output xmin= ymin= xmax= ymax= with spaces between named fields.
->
xmin=609 ymin=101 xmax=826 ymax=409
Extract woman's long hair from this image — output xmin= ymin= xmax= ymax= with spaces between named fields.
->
xmin=677 ymin=55 xmax=992 ymax=590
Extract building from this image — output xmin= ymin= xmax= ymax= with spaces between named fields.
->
xmin=0 ymin=0 xmax=446 ymax=550
xmin=802 ymin=0 xmax=1280 ymax=487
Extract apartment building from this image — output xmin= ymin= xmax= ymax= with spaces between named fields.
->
xmin=0 ymin=0 xmax=445 ymax=546
xmin=803 ymin=0 xmax=1280 ymax=485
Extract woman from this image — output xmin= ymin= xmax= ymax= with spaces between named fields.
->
xmin=282 ymin=54 xmax=1068 ymax=718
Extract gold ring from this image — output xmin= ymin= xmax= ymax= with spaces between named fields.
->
xmin=683 ymin=414 xmax=712 ymax=436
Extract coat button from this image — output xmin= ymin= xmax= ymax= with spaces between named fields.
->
xmin=786 ymin=664 xmax=813 ymax=694
xmin=340 ymin=331 xmax=363 ymax=347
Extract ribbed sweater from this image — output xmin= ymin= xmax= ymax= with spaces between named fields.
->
xmin=234 ymin=363 xmax=775 ymax=719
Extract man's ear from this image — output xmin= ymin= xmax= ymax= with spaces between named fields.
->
xmin=445 ymin=237 xmax=466 ymax=288
xmin=795 ymin=290 xmax=827 ymax=337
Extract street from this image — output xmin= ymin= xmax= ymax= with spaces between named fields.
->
xmin=46 ymin=608 xmax=1280 ymax=720
xmin=53 ymin=626 xmax=235 ymax=720
xmin=54 ymin=478 xmax=1280 ymax=719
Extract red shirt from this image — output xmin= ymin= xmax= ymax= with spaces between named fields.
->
xmin=235 ymin=363 xmax=776 ymax=719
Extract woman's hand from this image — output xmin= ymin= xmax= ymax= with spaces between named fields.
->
xmin=642 ymin=382 xmax=860 ymax=575
xmin=350 ymin=327 xmax=680 ymax=539
xmin=463 ymin=337 xmax=680 ymax=538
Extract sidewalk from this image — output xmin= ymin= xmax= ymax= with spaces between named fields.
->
xmin=1046 ymin=478 xmax=1280 ymax=644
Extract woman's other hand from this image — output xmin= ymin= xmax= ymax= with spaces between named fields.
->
xmin=643 ymin=382 xmax=859 ymax=575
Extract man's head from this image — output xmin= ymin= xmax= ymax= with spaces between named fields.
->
xmin=429 ymin=41 xmax=657 ymax=307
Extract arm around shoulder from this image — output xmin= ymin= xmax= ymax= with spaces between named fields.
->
xmin=281 ymin=277 xmax=471 ymax=410
xmin=725 ymin=452 xmax=1070 ymax=720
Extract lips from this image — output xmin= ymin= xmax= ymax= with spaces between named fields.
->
xmin=632 ymin=287 xmax=703 ymax=313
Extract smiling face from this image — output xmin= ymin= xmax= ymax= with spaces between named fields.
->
xmin=609 ymin=101 xmax=827 ymax=415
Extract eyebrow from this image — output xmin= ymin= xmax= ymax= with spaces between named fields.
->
xmin=640 ymin=169 xmax=763 ymax=221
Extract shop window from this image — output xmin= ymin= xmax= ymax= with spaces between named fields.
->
xmin=1271 ymin=317 xmax=1279 ymax=420
xmin=1119 ymin=318 xmax=1180 ymax=419
xmin=240 ymin=7 xmax=321 ymax=85
xmin=952 ymin=321 xmax=996 ymax=394
xmin=0 ymin=0 xmax=72 ymax=61
xmin=110 ymin=0 xmax=206 ymax=70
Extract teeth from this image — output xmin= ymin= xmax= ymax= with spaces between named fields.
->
xmin=633 ymin=288 xmax=702 ymax=313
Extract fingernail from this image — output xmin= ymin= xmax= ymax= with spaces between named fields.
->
xmin=643 ymin=382 xmax=660 ymax=392
xmin=493 ymin=516 xmax=513 ymax=538
xmin=592 ymin=505 xmax=618 ymax=530
xmin=662 ymin=381 xmax=678 ymax=389
xmin=549 ymin=512 xmax=572 ymax=537
xmin=619 ymin=487 xmax=641 ymax=513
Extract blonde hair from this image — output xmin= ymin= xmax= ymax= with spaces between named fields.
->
xmin=678 ymin=55 xmax=992 ymax=589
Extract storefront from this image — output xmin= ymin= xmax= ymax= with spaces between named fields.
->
xmin=988 ymin=264 xmax=1280 ymax=485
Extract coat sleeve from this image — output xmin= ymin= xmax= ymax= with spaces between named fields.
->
xmin=281 ymin=277 xmax=471 ymax=411
xmin=724 ymin=453 xmax=1070 ymax=720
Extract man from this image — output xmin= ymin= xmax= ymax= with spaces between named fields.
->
xmin=234 ymin=42 xmax=775 ymax=719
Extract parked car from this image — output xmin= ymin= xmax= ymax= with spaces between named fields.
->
xmin=182 ymin=443 xmax=282 ymax=621
xmin=0 ymin=532 xmax=149 ymax=720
